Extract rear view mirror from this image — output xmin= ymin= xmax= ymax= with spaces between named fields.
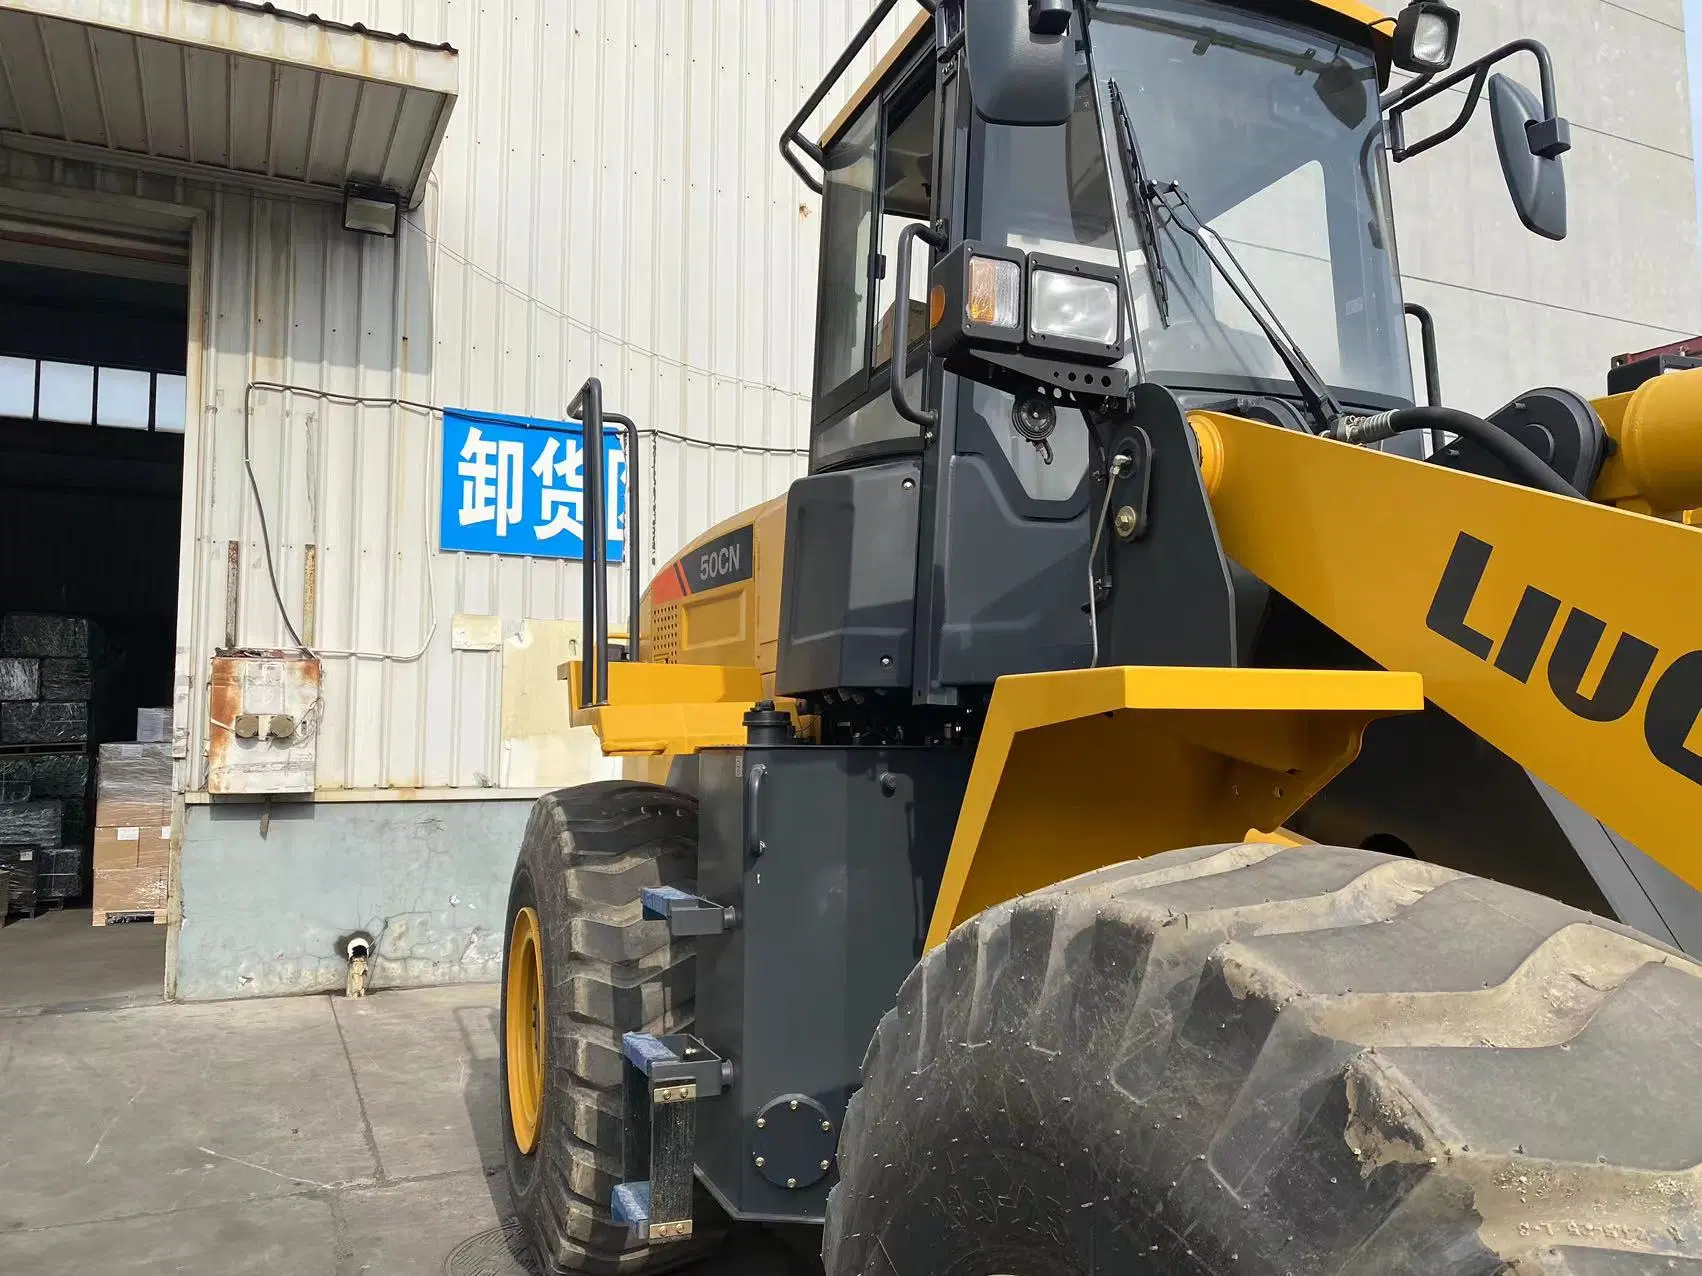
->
xmin=1489 ymin=73 xmax=1568 ymax=241
xmin=964 ymin=0 xmax=1076 ymax=126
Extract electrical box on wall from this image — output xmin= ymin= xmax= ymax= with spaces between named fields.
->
xmin=207 ymin=653 xmax=320 ymax=795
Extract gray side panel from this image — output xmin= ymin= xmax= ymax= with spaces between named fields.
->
xmin=935 ymin=452 xmax=1093 ymax=684
xmin=775 ymin=460 xmax=922 ymax=697
xmin=1288 ymin=706 xmax=1619 ymax=918
xmin=692 ymin=746 xmax=971 ymax=1223
xmin=1528 ymin=775 xmax=1702 ymax=956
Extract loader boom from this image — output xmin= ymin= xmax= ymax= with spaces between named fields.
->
xmin=1194 ymin=404 xmax=1702 ymax=890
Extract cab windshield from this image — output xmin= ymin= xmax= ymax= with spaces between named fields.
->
xmin=979 ymin=0 xmax=1412 ymax=410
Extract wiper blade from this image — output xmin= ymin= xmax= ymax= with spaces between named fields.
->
xmin=1152 ymin=180 xmax=1345 ymax=430
xmin=1106 ymin=79 xmax=1170 ymax=327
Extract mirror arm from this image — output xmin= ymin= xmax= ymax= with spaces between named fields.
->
xmin=1386 ymin=38 xmax=1566 ymax=163
xmin=1378 ymin=67 xmax=1433 ymax=112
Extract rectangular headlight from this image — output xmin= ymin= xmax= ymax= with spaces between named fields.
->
xmin=1030 ymin=270 xmax=1119 ymax=345
xmin=1024 ymin=253 xmax=1123 ymax=358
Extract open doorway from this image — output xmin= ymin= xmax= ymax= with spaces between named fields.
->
xmin=0 ymin=249 xmax=187 ymax=965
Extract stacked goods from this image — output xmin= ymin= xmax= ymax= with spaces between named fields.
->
xmin=0 ymin=614 xmax=110 ymax=906
xmin=41 ymin=657 xmax=92 ymax=702
xmin=0 ymin=758 xmax=27 ymax=802
xmin=92 ymin=742 xmax=172 ymax=924
xmin=0 ymin=796 xmax=60 ymax=918
xmin=136 ymin=708 xmax=171 ymax=744
xmin=38 ymin=845 xmax=84 ymax=901
xmin=0 ymin=615 xmax=96 ymax=746
xmin=0 ymin=799 xmax=63 ymax=846
xmin=0 ymin=657 xmax=39 ymax=702
xmin=0 ymin=847 xmax=40 ymax=914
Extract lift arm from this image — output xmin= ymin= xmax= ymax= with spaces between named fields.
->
xmin=1192 ymin=407 xmax=1702 ymax=891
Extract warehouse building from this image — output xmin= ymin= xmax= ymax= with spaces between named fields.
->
xmin=0 ymin=0 xmax=1694 ymax=1000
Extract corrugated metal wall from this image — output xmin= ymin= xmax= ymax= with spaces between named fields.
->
xmin=186 ymin=0 xmax=914 ymax=791
xmin=9 ymin=1 xmax=1697 ymax=795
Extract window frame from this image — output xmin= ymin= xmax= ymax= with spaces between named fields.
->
xmin=808 ymin=37 xmax=939 ymax=465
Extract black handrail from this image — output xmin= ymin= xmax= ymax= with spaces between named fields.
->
xmin=1404 ymin=302 xmax=1442 ymax=407
xmin=605 ymin=409 xmax=642 ymax=663
xmin=568 ymin=378 xmax=606 ymax=708
xmin=890 ymin=221 xmax=946 ymax=428
xmin=779 ymin=0 xmax=913 ymax=193
xmin=1403 ymin=301 xmax=1444 ymax=454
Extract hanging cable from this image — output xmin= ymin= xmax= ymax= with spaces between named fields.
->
xmin=1087 ymin=452 xmax=1132 ymax=668
xmin=241 ymin=382 xmax=811 ymax=663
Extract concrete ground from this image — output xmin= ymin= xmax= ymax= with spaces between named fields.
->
xmin=0 ymin=907 xmax=167 ymax=1014
xmin=0 ymin=913 xmax=818 ymax=1274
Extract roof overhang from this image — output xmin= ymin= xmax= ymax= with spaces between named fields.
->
xmin=0 ymin=0 xmax=458 ymax=208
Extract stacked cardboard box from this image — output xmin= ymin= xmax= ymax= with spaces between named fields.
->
xmin=137 ymin=708 xmax=171 ymax=743
xmin=92 ymin=742 xmax=172 ymax=924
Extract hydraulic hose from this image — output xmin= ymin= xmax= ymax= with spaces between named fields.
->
xmin=1327 ymin=406 xmax=1580 ymax=499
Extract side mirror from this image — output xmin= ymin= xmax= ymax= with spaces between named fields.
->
xmin=964 ymin=0 xmax=1076 ymax=126
xmin=1488 ymin=73 xmax=1568 ymax=241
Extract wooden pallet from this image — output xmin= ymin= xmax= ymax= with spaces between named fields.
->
xmin=92 ymin=909 xmax=159 ymax=926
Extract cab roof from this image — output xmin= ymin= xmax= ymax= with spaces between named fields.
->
xmin=819 ymin=0 xmax=1394 ymax=148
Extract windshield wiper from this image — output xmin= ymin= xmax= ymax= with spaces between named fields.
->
xmin=1103 ymin=79 xmax=1341 ymax=429
xmin=1106 ymin=79 xmax=1170 ymax=327
xmin=1153 ymin=181 xmax=1344 ymax=429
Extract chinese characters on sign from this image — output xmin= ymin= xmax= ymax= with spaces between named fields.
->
xmin=439 ymin=408 xmax=627 ymax=562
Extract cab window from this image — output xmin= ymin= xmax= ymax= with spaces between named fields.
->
xmin=811 ymin=58 xmax=937 ymax=470
xmin=815 ymin=106 xmax=878 ymax=396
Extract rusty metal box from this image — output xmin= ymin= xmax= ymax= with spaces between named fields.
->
xmin=207 ymin=654 xmax=321 ymax=795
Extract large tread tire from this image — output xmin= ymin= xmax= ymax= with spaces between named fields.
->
xmin=823 ymin=842 xmax=1702 ymax=1275
xmin=501 ymin=781 xmax=726 ymax=1275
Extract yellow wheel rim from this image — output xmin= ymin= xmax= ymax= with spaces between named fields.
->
xmin=505 ymin=905 xmax=546 ymax=1154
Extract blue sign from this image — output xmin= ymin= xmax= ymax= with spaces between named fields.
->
xmin=439 ymin=407 xmax=627 ymax=563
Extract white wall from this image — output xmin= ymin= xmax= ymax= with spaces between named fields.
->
xmin=1390 ymin=0 xmax=1701 ymax=413
xmin=8 ymin=0 xmax=1696 ymax=798
xmin=176 ymin=1 xmax=916 ymax=792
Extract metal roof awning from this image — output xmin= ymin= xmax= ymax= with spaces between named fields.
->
xmin=0 ymin=0 xmax=458 ymax=207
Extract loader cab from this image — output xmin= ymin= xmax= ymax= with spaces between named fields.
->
xmin=775 ymin=0 xmax=1558 ymax=734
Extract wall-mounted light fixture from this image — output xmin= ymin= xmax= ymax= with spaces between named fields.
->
xmin=342 ymin=185 xmax=402 ymax=237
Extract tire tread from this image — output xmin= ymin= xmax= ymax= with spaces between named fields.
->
xmin=825 ymin=843 xmax=1702 ymax=1275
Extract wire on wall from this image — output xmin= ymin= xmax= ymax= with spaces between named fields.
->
xmin=241 ymin=381 xmax=809 ymax=663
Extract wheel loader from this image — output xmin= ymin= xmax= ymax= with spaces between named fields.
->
xmin=499 ymin=1 xmax=1702 ymax=1271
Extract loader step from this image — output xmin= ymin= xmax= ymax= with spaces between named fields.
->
xmin=616 ymin=1032 xmax=730 ymax=1244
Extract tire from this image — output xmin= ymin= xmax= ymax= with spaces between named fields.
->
xmin=501 ymin=781 xmax=726 ymax=1275
xmin=823 ymin=842 xmax=1702 ymax=1275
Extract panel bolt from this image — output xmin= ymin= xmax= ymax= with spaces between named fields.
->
xmin=1113 ymin=505 xmax=1139 ymax=539
xmin=820 ymin=1159 xmax=831 ymax=1171
xmin=756 ymin=1117 xmax=766 ymax=1129
xmin=787 ymin=1177 xmax=798 ymax=1188
xmin=821 ymin=1120 xmax=832 ymax=1131
xmin=755 ymin=1156 xmax=766 ymax=1168
xmin=790 ymin=1099 xmax=799 ymax=1110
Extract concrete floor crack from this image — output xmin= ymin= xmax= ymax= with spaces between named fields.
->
xmin=329 ymin=995 xmax=389 ymax=1184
